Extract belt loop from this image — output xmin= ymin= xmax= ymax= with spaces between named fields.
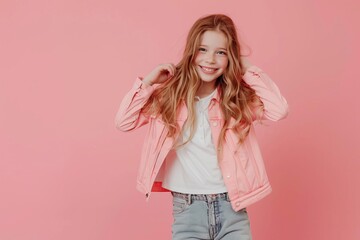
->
xmin=226 ymin=193 xmax=230 ymax=202
xmin=187 ymin=193 xmax=192 ymax=205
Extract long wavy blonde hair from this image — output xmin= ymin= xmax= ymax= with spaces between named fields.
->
xmin=142 ymin=14 xmax=264 ymax=151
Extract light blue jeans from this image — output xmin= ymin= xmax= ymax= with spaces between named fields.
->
xmin=171 ymin=192 xmax=252 ymax=240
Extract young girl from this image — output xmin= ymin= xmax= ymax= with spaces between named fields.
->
xmin=115 ymin=14 xmax=288 ymax=240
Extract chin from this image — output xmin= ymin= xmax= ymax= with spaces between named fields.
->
xmin=201 ymin=78 xmax=217 ymax=83
xmin=199 ymin=74 xmax=221 ymax=82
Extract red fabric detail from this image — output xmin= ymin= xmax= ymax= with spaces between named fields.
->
xmin=151 ymin=181 xmax=170 ymax=192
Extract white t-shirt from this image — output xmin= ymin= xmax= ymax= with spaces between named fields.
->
xmin=162 ymin=90 xmax=227 ymax=194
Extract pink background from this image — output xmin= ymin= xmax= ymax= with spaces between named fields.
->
xmin=1 ymin=0 xmax=359 ymax=239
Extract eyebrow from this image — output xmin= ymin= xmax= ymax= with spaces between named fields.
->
xmin=199 ymin=45 xmax=227 ymax=51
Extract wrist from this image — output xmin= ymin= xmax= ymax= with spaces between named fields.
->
xmin=140 ymin=78 xmax=153 ymax=90
xmin=142 ymin=78 xmax=153 ymax=87
xmin=241 ymin=57 xmax=253 ymax=72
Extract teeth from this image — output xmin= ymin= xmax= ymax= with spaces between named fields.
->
xmin=201 ymin=66 xmax=216 ymax=72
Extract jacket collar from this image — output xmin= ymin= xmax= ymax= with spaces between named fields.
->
xmin=211 ymin=86 xmax=221 ymax=103
xmin=177 ymin=86 xmax=222 ymax=121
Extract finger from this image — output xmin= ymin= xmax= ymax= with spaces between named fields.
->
xmin=159 ymin=64 xmax=170 ymax=76
xmin=168 ymin=63 xmax=175 ymax=76
xmin=164 ymin=64 xmax=174 ymax=77
xmin=171 ymin=64 xmax=176 ymax=75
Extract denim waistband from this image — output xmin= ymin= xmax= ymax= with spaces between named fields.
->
xmin=171 ymin=191 xmax=230 ymax=204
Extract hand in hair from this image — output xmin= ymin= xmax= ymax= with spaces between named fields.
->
xmin=142 ymin=63 xmax=176 ymax=86
xmin=240 ymin=56 xmax=253 ymax=74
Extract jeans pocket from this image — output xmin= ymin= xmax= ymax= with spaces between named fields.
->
xmin=238 ymin=207 xmax=248 ymax=214
xmin=240 ymin=208 xmax=247 ymax=213
xmin=172 ymin=197 xmax=189 ymax=215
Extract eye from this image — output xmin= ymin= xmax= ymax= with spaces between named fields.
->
xmin=198 ymin=47 xmax=207 ymax=52
xmin=217 ymin=51 xmax=227 ymax=55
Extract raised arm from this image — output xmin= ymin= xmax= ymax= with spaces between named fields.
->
xmin=241 ymin=57 xmax=289 ymax=121
xmin=114 ymin=78 xmax=155 ymax=132
xmin=115 ymin=63 xmax=176 ymax=131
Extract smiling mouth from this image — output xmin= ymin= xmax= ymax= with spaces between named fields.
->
xmin=200 ymin=66 xmax=218 ymax=73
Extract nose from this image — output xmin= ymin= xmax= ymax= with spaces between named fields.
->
xmin=205 ymin=52 xmax=215 ymax=64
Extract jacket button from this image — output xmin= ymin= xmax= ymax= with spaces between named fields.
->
xmin=212 ymin=122 xmax=218 ymax=127
xmin=226 ymin=175 xmax=231 ymax=178
xmin=236 ymin=202 xmax=240 ymax=206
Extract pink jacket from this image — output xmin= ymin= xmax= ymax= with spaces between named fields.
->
xmin=115 ymin=65 xmax=289 ymax=211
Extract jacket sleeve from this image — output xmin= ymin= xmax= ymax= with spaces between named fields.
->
xmin=242 ymin=65 xmax=289 ymax=121
xmin=115 ymin=78 xmax=156 ymax=132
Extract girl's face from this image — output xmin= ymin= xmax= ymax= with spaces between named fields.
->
xmin=194 ymin=30 xmax=229 ymax=85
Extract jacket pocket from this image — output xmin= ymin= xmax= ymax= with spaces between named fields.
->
xmin=153 ymin=119 xmax=167 ymax=154
xmin=137 ymin=117 xmax=166 ymax=186
xmin=225 ymin=130 xmax=259 ymax=190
